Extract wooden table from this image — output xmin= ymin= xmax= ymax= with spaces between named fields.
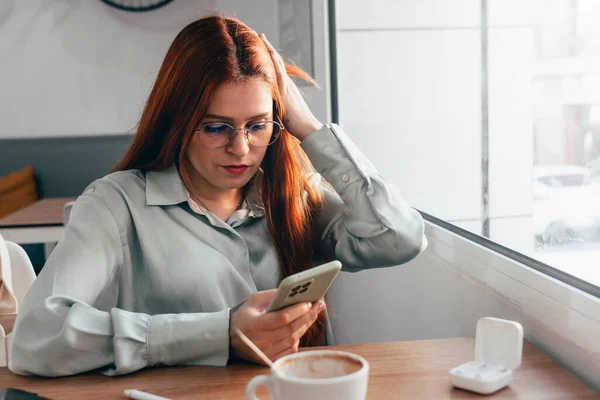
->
xmin=0 ymin=198 xmax=76 ymax=256
xmin=0 ymin=338 xmax=596 ymax=399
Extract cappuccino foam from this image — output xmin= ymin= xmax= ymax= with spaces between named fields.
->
xmin=279 ymin=354 xmax=363 ymax=379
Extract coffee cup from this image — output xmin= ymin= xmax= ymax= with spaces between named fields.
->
xmin=246 ymin=349 xmax=369 ymax=400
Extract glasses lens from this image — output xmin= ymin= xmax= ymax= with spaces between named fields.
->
xmin=247 ymin=121 xmax=281 ymax=147
xmin=198 ymin=123 xmax=233 ymax=149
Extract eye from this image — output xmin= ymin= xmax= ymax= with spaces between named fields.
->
xmin=202 ymin=123 xmax=229 ymax=136
xmin=248 ymin=122 xmax=268 ymax=133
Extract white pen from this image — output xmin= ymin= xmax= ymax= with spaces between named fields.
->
xmin=124 ymin=389 xmax=172 ymax=400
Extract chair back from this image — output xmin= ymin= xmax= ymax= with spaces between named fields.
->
xmin=0 ymin=234 xmax=36 ymax=367
xmin=5 ymin=242 xmax=36 ymax=305
xmin=0 ymin=233 xmax=18 ymax=316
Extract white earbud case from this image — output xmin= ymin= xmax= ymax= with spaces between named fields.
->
xmin=450 ymin=317 xmax=524 ymax=395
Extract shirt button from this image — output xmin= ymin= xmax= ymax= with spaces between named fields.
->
xmin=342 ymin=174 xmax=350 ymax=183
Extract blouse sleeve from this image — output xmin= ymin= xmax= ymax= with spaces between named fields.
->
xmin=301 ymin=124 xmax=427 ymax=272
xmin=9 ymin=182 xmax=230 ymax=377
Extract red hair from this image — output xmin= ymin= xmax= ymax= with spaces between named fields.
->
xmin=112 ymin=16 xmax=327 ymax=347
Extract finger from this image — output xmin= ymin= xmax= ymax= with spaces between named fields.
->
xmin=267 ymin=333 xmax=297 ymax=356
xmin=246 ymin=289 xmax=277 ymax=309
xmin=260 ymin=33 xmax=285 ymax=69
xmin=260 ymin=33 xmax=287 ymax=83
xmin=267 ymin=318 xmax=311 ymax=355
xmin=271 ymin=341 xmax=300 ymax=361
xmin=261 ymin=301 xmax=312 ymax=330
xmin=267 ymin=301 xmax=325 ymax=346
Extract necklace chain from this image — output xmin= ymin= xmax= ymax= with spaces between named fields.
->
xmin=194 ymin=193 xmax=245 ymax=213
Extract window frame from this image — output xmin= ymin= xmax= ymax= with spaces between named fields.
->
xmin=422 ymin=211 xmax=600 ymax=299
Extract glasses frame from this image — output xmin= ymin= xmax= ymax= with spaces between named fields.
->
xmin=195 ymin=120 xmax=284 ymax=150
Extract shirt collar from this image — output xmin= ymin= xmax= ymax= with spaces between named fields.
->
xmin=145 ymin=165 xmax=188 ymax=206
xmin=145 ymin=164 xmax=266 ymax=219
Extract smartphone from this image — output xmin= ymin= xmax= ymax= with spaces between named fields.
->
xmin=267 ymin=260 xmax=342 ymax=312
xmin=0 ymin=388 xmax=51 ymax=399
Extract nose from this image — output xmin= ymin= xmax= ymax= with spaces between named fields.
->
xmin=226 ymin=130 xmax=251 ymax=157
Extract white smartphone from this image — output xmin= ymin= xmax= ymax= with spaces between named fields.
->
xmin=267 ymin=260 xmax=342 ymax=312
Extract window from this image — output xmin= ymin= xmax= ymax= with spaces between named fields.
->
xmin=528 ymin=0 xmax=600 ymax=285
xmin=334 ymin=0 xmax=600 ymax=290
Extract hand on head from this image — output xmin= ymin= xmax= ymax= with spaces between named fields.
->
xmin=259 ymin=34 xmax=323 ymax=141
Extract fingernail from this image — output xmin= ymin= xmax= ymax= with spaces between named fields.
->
xmin=305 ymin=302 xmax=312 ymax=310
xmin=318 ymin=302 xmax=326 ymax=311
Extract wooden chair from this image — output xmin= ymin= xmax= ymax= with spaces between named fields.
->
xmin=0 ymin=233 xmax=36 ymax=367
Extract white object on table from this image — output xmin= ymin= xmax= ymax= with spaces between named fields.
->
xmin=124 ymin=389 xmax=171 ymax=400
xmin=449 ymin=317 xmax=524 ymax=395
xmin=246 ymin=349 xmax=369 ymax=400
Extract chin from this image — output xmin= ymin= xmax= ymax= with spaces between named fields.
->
xmin=221 ymin=175 xmax=254 ymax=190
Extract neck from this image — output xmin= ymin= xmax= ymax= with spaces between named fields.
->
xmin=184 ymin=165 xmax=247 ymax=220
xmin=186 ymin=167 xmax=243 ymax=207
xmin=193 ymin=186 xmax=243 ymax=209
xmin=194 ymin=186 xmax=242 ymax=205
xmin=189 ymin=184 xmax=246 ymax=222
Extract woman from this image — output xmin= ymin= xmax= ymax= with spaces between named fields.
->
xmin=9 ymin=16 xmax=425 ymax=377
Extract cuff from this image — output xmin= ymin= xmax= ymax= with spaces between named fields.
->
xmin=147 ymin=308 xmax=230 ymax=367
xmin=110 ymin=308 xmax=152 ymax=375
xmin=300 ymin=124 xmax=373 ymax=194
xmin=227 ymin=301 xmax=246 ymax=364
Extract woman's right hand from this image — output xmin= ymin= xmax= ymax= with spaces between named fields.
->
xmin=229 ymin=290 xmax=326 ymax=364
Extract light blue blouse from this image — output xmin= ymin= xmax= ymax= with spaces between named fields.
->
xmin=9 ymin=124 xmax=426 ymax=377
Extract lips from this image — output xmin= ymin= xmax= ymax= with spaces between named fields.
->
xmin=222 ymin=165 xmax=249 ymax=175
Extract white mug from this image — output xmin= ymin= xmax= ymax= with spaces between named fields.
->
xmin=246 ymin=350 xmax=369 ymax=400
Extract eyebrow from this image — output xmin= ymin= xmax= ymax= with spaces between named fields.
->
xmin=203 ymin=112 xmax=271 ymax=122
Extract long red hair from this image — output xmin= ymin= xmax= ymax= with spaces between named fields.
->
xmin=112 ymin=16 xmax=327 ymax=347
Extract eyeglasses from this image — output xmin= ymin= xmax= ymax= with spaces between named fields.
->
xmin=195 ymin=120 xmax=283 ymax=149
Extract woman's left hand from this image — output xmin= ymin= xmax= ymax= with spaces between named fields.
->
xmin=260 ymin=33 xmax=323 ymax=141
